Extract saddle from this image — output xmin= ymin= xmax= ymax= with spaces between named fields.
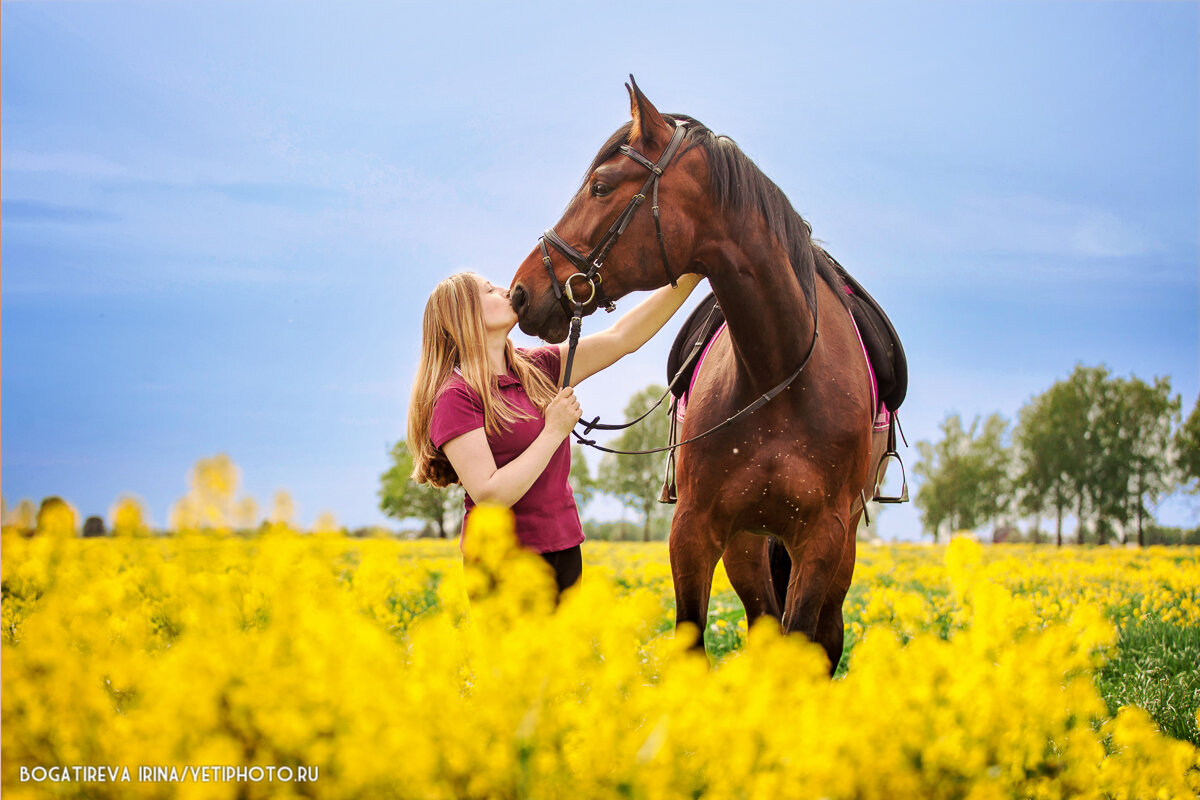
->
xmin=666 ymin=273 xmax=906 ymax=412
xmin=825 ymin=252 xmax=908 ymax=413
xmin=666 ymin=292 xmax=724 ymax=399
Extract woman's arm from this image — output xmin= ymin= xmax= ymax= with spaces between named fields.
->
xmin=558 ymin=273 xmax=703 ymax=386
xmin=442 ymin=387 xmax=581 ymax=508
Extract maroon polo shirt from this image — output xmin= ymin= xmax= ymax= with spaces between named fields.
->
xmin=429 ymin=346 xmax=583 ymax=554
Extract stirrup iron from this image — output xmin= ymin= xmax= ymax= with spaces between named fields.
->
xmin=873 ymin=413 xmax=909 ymax=504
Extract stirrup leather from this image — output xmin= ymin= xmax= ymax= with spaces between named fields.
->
xmin=659 ymin=397 xmax=680 ymax=504
xmin=873 ymin=412 xmax=909 ymax=504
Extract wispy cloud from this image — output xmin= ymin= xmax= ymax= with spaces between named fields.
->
xmin=827 ymin=190 xmax=1193 ymax=290
xmin=204 ymin=182 xmax=347 ymax=212
xmin=958 ymin=194 xmax=1158 ymax=260
xmin=3 ymin=150 xmax=129 ymax=179
xmin=3 ymin=199 xmax=120 ymax=224
xmin=872 ymin=193 xmax=1161 ymax=262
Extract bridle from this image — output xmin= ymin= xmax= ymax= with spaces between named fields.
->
xmin=533 ymin=117 xmax=821 ymax=457
xmin=538 ymin=120 xmax=690 ymax=386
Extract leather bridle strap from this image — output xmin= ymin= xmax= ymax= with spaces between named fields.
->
xmin=574 ymin=299 xmax=723 ymax=436
xmin=540 ymin=120 xmax=689 ymax=389
xmin=539 ymin=120 xmax=689 ymax=318
xmin=573 ymin=296 xmax=821 ymax=456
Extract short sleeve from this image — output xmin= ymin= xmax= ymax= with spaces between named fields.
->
xmin=430 ymin=380 xmax=484 ymax=449
xmin=523 ymin=346 xmax=563 ymax=385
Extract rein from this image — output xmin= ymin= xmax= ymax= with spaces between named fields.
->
xmin=572 ymin=299 xmax=819 ymax=456
xmin=536 ymin=118 xmax=821 ymax=456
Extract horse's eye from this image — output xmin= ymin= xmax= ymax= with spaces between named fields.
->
xmin=592 ymin=182 xmax=612 ymax=197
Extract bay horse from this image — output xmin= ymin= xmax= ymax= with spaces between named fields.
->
xmin=509 ymin=78 xmax=888 ymax=672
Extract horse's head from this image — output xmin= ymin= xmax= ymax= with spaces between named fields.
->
xmin=509 ymin=78 xmax=706 ymax=342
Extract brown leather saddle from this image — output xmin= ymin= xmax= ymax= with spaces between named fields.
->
xmin=667 ymin=276 xmax=905 ymax=412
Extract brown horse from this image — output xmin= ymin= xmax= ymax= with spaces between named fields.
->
xmin=509 ymin=79 xmax=887 ymax=672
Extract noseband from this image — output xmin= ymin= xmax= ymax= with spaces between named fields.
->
xmin=538 ymin=121 xmax=689 ymax=386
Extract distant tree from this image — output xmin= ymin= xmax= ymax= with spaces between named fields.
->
xmin=379 ymin=439 xmax=464 ymax=539
xmin=913 ymin=419 xmax=959 ymax=543
xmin=1102 ymin=375 xmax=1179 ymax=546
xmin=1015 ymin=365 xmax=1180 ymax=546
xmin=855 ymin=500 xmax=885 ymax=542
xmin=569 ymin=445 xmax=597 ymax=511
xmin=1175 ymin=395 xmax=1200 ymax=495
xmin=1043 ymin=365 xmax=1115 ymax=545
xmin=914 ymin=413 xmax=1011 ymax=541
xmin=1015 ymin=374 xmax=1091 ymax=546
xmin=597 ymin=385 xmax=673 ymax=542
xmin=1045 ymin=367 xmax=1180 ymax=546
xmin=82 ymin=516 xmax=107 ymax=537
xmin=583 ymin=518 xmax=667 ymax=542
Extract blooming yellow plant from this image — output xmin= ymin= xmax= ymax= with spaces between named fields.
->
xmin=2 ymin=519 xmax=1198 ymax=799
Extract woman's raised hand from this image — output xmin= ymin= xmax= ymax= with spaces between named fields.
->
xmin=544 ymin=387 xmax=582 ymax=440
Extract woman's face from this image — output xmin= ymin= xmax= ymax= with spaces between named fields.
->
xmin=476 ymin=276 xmax=518 ymax=334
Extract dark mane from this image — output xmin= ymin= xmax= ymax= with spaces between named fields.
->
xmin=583 ymin=114 xmax=846 ymax=315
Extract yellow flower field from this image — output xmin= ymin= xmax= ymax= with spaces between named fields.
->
xmin=3 ymin=509 xmax=1199 ymax=799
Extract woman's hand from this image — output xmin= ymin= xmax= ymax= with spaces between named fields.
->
xmin=442 ymin=386 xmax=582 ymax=509
xmin=544 ymin=387 xmax=582 ymax=440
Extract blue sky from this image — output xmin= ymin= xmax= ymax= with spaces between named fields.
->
xmin=3 ymin=1 xmax=1197 ymax=540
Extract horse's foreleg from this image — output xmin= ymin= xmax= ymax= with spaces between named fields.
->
xmin=722 ymin=531 xmax=780 ymax=626
xmin=669 ymin=508 xmax=726 ymax=652
xmin=781 ymin=509 xmax=854 ymax=675
xmin=814 ymin=516 xmax=858 ymax=675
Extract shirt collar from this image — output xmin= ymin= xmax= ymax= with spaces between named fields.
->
xmin=454 ymin=365 xmax=522 ymax=389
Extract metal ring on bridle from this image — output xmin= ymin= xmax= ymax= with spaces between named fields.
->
xmin=562 ymin=272 xmax=596 ymax=306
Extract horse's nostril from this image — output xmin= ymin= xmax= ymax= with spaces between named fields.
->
xmin=510 ymin=284 xmax=528 ymax=316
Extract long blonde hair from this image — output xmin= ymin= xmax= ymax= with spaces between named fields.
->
xmin=408 ymin=272 xmax=560 ymax=487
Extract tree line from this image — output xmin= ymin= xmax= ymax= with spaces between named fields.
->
xmin=384 ymin=366 xmax=1199 ymax=546
xmin=915 ymin=364 xmax=1199 ymax=545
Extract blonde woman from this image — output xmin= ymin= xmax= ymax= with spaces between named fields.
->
xmin=408 ymin=272 xmax=701 ymax=594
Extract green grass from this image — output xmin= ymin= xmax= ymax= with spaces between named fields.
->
xmin=704 ymin=595 xmax=1200 ymax=746
xmin=1097 ymin=619 xmax=1200 ymax=747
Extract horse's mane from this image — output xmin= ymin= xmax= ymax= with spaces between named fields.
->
xmin=583 ymin=114 xmax=846 ymax=315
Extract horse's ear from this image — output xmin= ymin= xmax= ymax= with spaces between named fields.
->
xmin=626 ymin=75 xmax=671 ymax=147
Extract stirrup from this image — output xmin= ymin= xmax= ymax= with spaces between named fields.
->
xmin=873 ymin=451 xmax=909 ymax=503
xmin=872 ymin=412 xmax=909 ymax=504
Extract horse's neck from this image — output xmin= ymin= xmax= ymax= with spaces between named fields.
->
xmin=703 ymin=236 xmax=818 ymax=393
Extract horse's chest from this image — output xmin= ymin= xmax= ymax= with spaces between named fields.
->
xmin=702 ymin=431 xmax=830 ymax=519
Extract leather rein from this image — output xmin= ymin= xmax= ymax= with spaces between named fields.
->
xmin=536 ymin=120 xmax=820 ymax=456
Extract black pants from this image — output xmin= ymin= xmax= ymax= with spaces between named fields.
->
xmin=540 ymin=545 xmax=582 ymax=595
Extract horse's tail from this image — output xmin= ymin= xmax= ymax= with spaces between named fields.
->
xmin=767 ymin=536 xmax=791 ymax=615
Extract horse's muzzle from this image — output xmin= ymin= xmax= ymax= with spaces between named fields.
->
xmin=510 ymin=281 xmax=568 ymax=342
xmin=509 ymin=283 xmax=529 ymax=319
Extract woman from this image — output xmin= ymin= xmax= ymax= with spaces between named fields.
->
xmin=408 ymin=271 xmax=701 ymax=594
